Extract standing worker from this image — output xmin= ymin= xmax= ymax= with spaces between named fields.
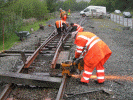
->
xmin=55 ymin=20 xmax=69 ymax=35
xmin=69 ymin=23 xmax=83 ymax=33
xmin=72 ymin=31 xmax=112 ymax=85
xmin=68 ymin=9 xmax=71 ymax=16
xmin=59 ymin=8 xmax=67 ymax=21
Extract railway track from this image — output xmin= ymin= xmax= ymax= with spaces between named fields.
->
xmin=0 ymin=16 xmax=86 ymax=100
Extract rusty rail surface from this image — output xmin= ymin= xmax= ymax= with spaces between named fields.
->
xmin=51 ymin=33 xmax=70 ymax=68
xmin=56 ymin=74 xmax=67 ymax=100
xmin=0 ymin=16 xmax=85 ymax=100
xmin=24 ymin=30 xmax=58 ymax=68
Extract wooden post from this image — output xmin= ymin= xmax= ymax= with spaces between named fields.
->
xmin=2 ymin=21 xmax=4 ymax=52
xmin=21 ymin=49 xmax=26 ymax=64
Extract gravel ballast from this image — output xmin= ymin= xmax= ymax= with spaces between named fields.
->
xmin=0 ymin=13 xmax=133 ymax=100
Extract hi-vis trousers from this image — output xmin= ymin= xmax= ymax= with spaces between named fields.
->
xmin=81 ymin=59 xmax=105 ymax=83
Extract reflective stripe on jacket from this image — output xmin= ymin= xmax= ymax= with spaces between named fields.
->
xmin=74 ymin=32 xmax=112 ymax=67
xmin=60 ymin=10 xmax=66 ymax=18
xmin=73 ymin=24 xmax=83 ymax=32
xmin=55 ymin=20 xmax=67 ymax=28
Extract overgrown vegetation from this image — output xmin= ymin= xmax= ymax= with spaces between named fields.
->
xmin=56 ymin=0 xmax=90 ymax=11
xmin=0 ymin=0 xmax=132 ymax=51
xmin=0 ymin=19 xmax=48 ymax=51
xmin=89 ymin=0 xmax=133 ymax=12
xmin=0 ymin=0 xmax=51 ymax=51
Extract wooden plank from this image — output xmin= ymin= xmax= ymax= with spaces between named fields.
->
xmin=56 ymin=51 xmax=70 ymax=64
xmin=40 ymin=51 xmax=55 ymax=54
xmin=56 ymin=51 xmax=70 ymax=69
xmin=3 ymin=50 xmax=35 ymax=53
xmin=0 ymin=54 xmax=32 ymax=57
xmin=0 ymin=72 xmax=62 ymax=88
xmin=63 ymin=46 xmax=71 ymax=50
xmin=64 ymin=43 xmax=72 ymax=46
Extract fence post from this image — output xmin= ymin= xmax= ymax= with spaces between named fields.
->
xmin=116 ymin=15 xmax=117 ymax=23
xmin=127 ymin=18 xmax=128 ymax=26
xmin=119 ymin=15 xmax=120 ymax=24
xmin=113 ymin=14 xmax=114 ymax=22
xmin=123 ymin=17 xmax=124 ymax=26
xmin=132 ymin=19 xmax=133 ymax=29
xmin=92 ymin=11 xmax=93 ymax=18
xmin=2 ymin=21 xmax=4 ymax=52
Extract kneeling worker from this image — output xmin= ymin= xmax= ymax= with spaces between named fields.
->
xmin=69 ymin=23 xmax=83 ymax=33
xmin=55 ymin=20 xmax=69 ymax=35
xmin=72 ymin=31 xmax=112 ymax=85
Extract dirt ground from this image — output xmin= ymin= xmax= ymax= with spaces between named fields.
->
xmin=64 ymin=13 xmax=133 ymax=100
xmin=0 ymin=12 xmax=133 ymax=100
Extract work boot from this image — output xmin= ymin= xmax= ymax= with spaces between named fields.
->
xmin=76 ymin=79 xmax=89 ymax=86
xmin=79 ymin=81 xmax=89 ymax=86
xmin=94 ymin=80 xmax=104 ymax=84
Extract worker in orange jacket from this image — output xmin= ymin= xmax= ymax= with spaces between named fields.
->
xmin=55 ymin=20 xmax=68 ymax=35
xmin=59 ymin=8 xmax=67 ymax=21
xmin=68 ymin=9 xmax=71 ymax=15
xmin=72 ymin=31 xmax=112 ymax=84
xmin=69 ymin=23 xmax=83 ymax=33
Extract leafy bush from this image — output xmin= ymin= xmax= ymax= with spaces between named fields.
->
xmin=0 ymin=0 xmax=49 ymax=41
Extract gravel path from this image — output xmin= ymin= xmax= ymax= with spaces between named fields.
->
xmin=0 ymin=13 xmax=133 ymax=100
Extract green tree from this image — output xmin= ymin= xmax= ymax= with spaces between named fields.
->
xmin=0 ymin=0 xmax=49 ymax=41
xmin=46 ymin=0 xmax=57 ymax=13
xmin=63 ymin=0 xmax=77 ymax=11
xmin=77 ymin=1 xmax=90 ymax=11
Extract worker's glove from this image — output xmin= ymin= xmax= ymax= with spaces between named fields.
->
xmin=70 ymin=67 xmax=76 ymax=74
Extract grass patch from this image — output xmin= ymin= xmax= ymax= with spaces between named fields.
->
xmin=0 ymin=19 xmax=48 ymax=52
xmin=19 ymin=20 xmax=47 ymax=33
xmin=0 ymin=34 xmax=19 ymax=52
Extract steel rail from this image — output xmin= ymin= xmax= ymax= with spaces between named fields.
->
xmin=24 ymin=30 xmax=58 ymax=68
xmin=0 ymin=30 xmax=58 ymax=100
xmin=55 ymin=16 xmax=86 ymax=99
xmin=51 ymin=35 xmax=64 ymax=68
xmin=56 ymin=74 xmax=67 ymax=100
xmin=0 ymin=16 xmax=85 ymax=100
xmin=0 ymin=83 xmax=13 ymax=100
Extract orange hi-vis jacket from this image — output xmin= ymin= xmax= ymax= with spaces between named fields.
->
xmin=74 ymin=32 xmax=112 ymax=68
xmin=55 ymin=20 xmax=67 ymax=28
xmin=60 ymin=10 xmax=67 ymax=18
xmin=73 ymin=23 xmax=83 ymax=32
xmin=68 ymin=9 xmax=70 ymax=13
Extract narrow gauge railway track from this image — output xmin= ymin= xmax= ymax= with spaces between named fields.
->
xmin=0 ymin=16 xmax=87 ymax=100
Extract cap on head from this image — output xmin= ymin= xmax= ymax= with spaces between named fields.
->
xmin=70 ymin=23 xmax=74 ymax=26
xmin=59 ymin=8 xmax=62 ymax=11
